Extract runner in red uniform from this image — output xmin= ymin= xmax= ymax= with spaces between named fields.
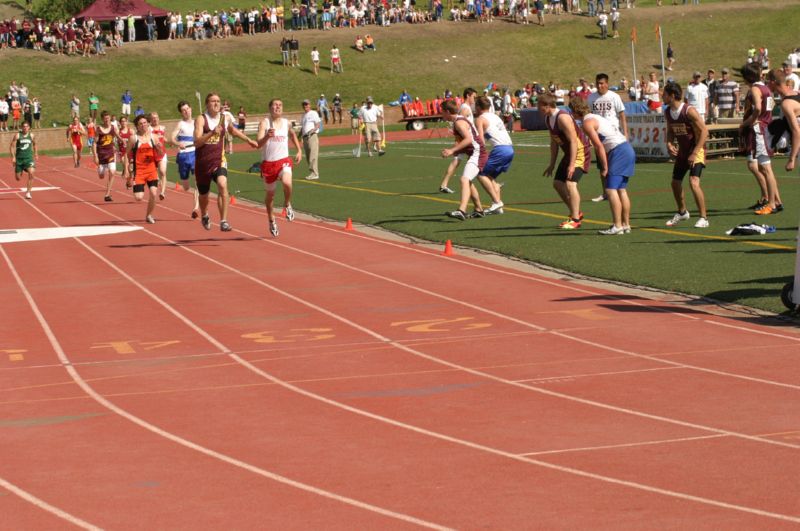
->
xmin=66 ymin=116 xmax=86 ymax=168
xmin=149 ymin=112 xmax=168 ymax=200
xmin=93 ymin=110 xmax=120 ymax=202
xmin=193 ymin=92 xmax=258 ymax=232
xmin=127 ymin=114 xmax=163 ymax=224
xmin=117 ymin=115 xmax=133 ymax=188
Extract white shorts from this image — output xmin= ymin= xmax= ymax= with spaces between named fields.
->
xmin=98 ymin=162 xmax=117 ymax=174
xmin=748 ymin=126 xmax=771 ymax=165
xmin=462 ymin=160 xmax=480 ymax=181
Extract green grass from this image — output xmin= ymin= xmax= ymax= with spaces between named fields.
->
xmin=202 ymin=133 xmax=799 ymax=315
xmin=2 ymin=1 xmax=797 ymax=126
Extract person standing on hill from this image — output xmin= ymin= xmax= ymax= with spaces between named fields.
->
xmin=663 ymin=82 xmax=709 ymax=228
xmin=685 ymin=71 xmax=709 ymax=124
xmin=289 ymin=34 xmax=299 ymax=67
xmin=121 ymin=89 xmax=132 ymax=116
xmin=330 ymin=44 xmax=342 ymax=73
xmin=88 ymin=92 xmax=99 ymax=121
xmin=666 ymin=41 xmax=675 ymax=71
xmin=311 ymin=45 xmax=320 ymax=75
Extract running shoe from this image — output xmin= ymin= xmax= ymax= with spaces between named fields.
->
xmin=591 ymin=194 xmax=607 ymax=202
xmin=755 ymin=205 xmax=774 ymax=215
xmin=305 ymin=174 xmax=319 ymax=180
xmin=749 ymin=198 xmax=768 ymax=209
xmin=439 ymin=186 xmax=455 ymax=194
xmin=622 ymin=224 xmax=632 ymax=234
xmin=145 ymin=215 xmax=155 ymax=224
xmin=487 ymin=201 xmax=504 ymax=214
xmin=694 ymin=217 xmax=710 ymax=228
xmin=774 ymin=203 xmax=785 ymax=213
xmin=559 ymin=219 xmax=581 ymax=230
xmin=665 ymin=211 xmax=690 ymax=226
xmin=201 ymin=215 xmax=211 ymax=230
xmin=285 ymin=205 xmax=295 ymax=222
xmin=469 ymin=210 xmax=485 ymax=219
xmin=598 ymin=225 xmax=625 ymax=235
xmin=446 ymin=209 xmax=467 ymax=220
xmin=191 ymin=210 xmax=199 ymax=219
xmin=378 ymin=150 xmax=386 ymax=156
xmin=24 ymin=192 xmax=31 ymax=200
xmin=220 ymin=220 xmax=232 ymax=232
xmin=269 ymin=219 xmax=279 ymax=237
xmin=104 ymin=195 xmax=113 ymax=202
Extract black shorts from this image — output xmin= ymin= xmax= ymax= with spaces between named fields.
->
xmin=554 ymin=159 xmax=586 ymax=183
xmin=132 ymin=179 xmax=159 ymax=193
xmin=0 ymin=114 xmax=7 ymax=121
xmin=196 ymin=167 xmax=228 ymax=195
xmin=673 ymin=162 xmax=704 ymax=181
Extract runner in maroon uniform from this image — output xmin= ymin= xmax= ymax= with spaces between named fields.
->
xmin=539 ymin=93 xmax=591 ymax=229
xmin=441 ymin=99 xmax=486 ymax=220
xmin=740 ymin=63 xmax=783 ymax=215
xmin=193 ymin=92 xmax=258 ymax=232
xmin=93 ymin=110 xmax=120 ymax=201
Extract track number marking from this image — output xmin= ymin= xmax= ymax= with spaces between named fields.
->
xmin=1 ymin=348 xmax=27 ymax=361
xmin=242 ymin=328 xmax=335 ymax=344
xmin=391 ymin=317 xmax=492 ymax=333
xmin=91 ymin=340 xmax=181 ymax=355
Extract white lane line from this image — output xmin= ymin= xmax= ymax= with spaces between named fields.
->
xmin=514 ymin=366 xmax=684 ymax=384
xmin=27 ymin=174 xmax=800 ymax=522
xmin=45 ymin=170 xmax=800 ymax=448
xmin=0 ymin=476 xmax=101 ymax=530
xmin=1 ymin=189 xmax=451 ymax=531
xmin=519 ymin=434 xmax=729 ymax=456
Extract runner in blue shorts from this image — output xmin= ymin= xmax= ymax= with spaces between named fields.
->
xmin=570 ymin=97 xmax=635 ymax=235
xmin=475 ymin=95 xmax=514 ymax=214
xmin=171 ymin=100 xmax=200 ymax=218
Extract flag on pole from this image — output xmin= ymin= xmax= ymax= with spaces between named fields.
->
xmin=655 ymin=24 xmax=661 ymax=40
xmin=631 ymin=26 xmax=638 ymax=44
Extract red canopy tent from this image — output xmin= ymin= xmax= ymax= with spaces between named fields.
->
xmin=75 ymin=0 xmax=167 ymax=21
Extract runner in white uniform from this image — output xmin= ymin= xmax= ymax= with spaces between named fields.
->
xmin=475 ymin=95 xmax=514 ymax=214
xmin=171 ymin=100 xmax=200 ymax=218
xmin=440 ymin=87 xmax=477 ymax=194
xmin=256 ymin=98 xmax=302 ymax=237
xmin=587 ymin=73 xmax=628 ymax=202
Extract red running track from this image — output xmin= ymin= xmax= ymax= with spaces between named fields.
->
xmin=1 ymin=156 xmax=799 ymax=529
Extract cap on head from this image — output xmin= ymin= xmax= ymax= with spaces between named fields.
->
xmin=692 ymin=71 xmax=702 ymax=78
xmin=302 ymin=99 xmax=310 ymax=105
xmin=721 ymin=68 xmax=730 ymax=74
xmin=783 ymin=60 xmax=792 ymax=67
xmin=707 ymin=68 xmax=715 ymax=74
xmin=366 ymin=96 xmax=374 ymax=103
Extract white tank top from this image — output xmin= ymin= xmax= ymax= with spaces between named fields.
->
xmin=176 ymin=119 xmax=195 ymax=153
xmin=459 ymin=102 xmax=474 ymax=124
xmin=261 ymin=117 xmax=289 ymax=162
xmin=585 ymin=113 xmax=627 ymax=152
xmin=481 ymin=111 xmax=512 ymax=146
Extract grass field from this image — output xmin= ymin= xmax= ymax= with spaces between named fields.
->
xmin=1 ymin=1 xmax=798 ymax=126
xmin=166 ymin=132 xmax=799 ymax=316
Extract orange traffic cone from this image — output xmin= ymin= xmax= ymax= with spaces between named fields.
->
xmin=230 ymin=194 xmax=236 ymax=205
xmin=442 ymin=240 xmax=455 ymax=256
xmin=281 ymin=207 xmax=288 ymax=218
xmin=344 ymin=217 xmax=354 ymax=231
xmin=174 ymin=181 xmax=181 ymax=191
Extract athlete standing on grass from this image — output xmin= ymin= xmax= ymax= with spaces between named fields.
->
xmin=257 ymin=98 xmax=303 ymax=237
xmin=148 ymin=111 xmax=168 ymax=200
xmin=569 ymin=97 xmax=635 ymax=235
xmin=441 ymin=99 xmax=486 ymax=220
xmin=67 ymin=116 xmax=85 ymax=168
xmin=10 ymin=121 xmax=37 ymax=200
xmin=539 ymin=92 xmax=591 ymax=230
xmin=663 ymin=82 xmax=709 ymax=228
xmin=171 ymin=100 xmax=200 ymax=218
xmin=194 ymin=92 xmax=258 ymax=232
xmin=93 ymin=110 xmax=120 ymax=202
xmin=767 ymin=69 xmax=800 ymax=173
xmin=127 ymin=114 xmax=163 ymax=224
xmin=474 ymin=95 xmax=513 ymax=215
xmin=440 ymin=88 xmax=477 ymax=194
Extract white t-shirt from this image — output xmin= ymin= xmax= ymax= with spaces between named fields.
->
xmin=261 ymin=117 xmax=289 ymax=161
xmin=301 ymin=110 xmax=321 ymax=136
xmin=587 ymin=90 xmax=625 ymax=131
xmin=311 ymin=49 xmax=320 ymax=62
xmin=359 ymin=104 xmax=381 ymax=123
xmin=786 ymin=73 xmax=800 ymax=91
xmin=685 ymin=82 xmax=709 ymax=115
xmin=598 ymin=13 xmax=608 ymax=26
xmin=585 ymin=113 xmax=627 ymax=152
xmin=479 ymin=111 xmax=512 ymax=147
xmin=645 ymin=81 xmax=660 ymax=103
xmin=0 ymin=100 xmax=8 ymax=114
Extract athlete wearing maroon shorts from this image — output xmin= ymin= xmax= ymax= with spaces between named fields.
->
xmin=193 ymin=92 xmax=258 ymax=232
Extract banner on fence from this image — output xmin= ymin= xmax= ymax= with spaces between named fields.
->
xmin=627 ymin=113 xmax=669 ymax=161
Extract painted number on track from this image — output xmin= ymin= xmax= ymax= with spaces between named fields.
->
xmin=391 ymin=317 xmax=492 ymax=333
xmin=90 ymin=340 xmax=181 ymax=355
xmin=242 ymin=328 xmax=335 ymax=344
xmin=1 ymin=348 xmax=26 ymax=361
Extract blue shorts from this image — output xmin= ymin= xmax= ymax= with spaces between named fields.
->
xmin=482 ymin=145 xmax=514 ymax=179
xmin=605 ymin=142 xmax=635 ymax=189
xmin=176 ymin=151 xmax=196 ymax=180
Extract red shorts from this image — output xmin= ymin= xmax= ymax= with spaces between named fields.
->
xmin=647 ymin=100 xmax=662 ymax=111
xmin=260 ymin=157 xmax=292 ymax=184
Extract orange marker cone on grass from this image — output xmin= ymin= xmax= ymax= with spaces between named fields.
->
xmin=443 ymin=240 xmax=455 ymax=256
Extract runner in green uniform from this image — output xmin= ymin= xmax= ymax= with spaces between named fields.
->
xmin=10 ymin=121 xmax=37 ymax=199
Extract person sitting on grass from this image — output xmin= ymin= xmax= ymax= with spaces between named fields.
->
xmin=354 ymin=35 xmax=364 ymax=52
